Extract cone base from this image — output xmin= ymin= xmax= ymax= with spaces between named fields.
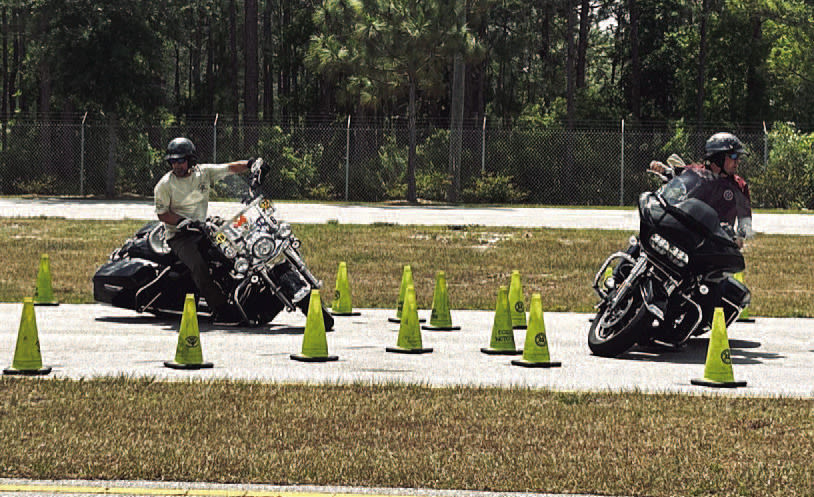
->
xmin=691 ymin=378 xmax=747 ymax=388
xmin=422 ymin=324 xmax=461 ymax=331
xmin=291 ymin=354 xmax=339 ymax=362
xmin=331 ymin=311 xmax=361 ymax=316
xmin=480 ymin=347 xmax=522 ymax=355
xmin=33 ymin=301 xmax=59 ymax=306
xmin=386 ymin=346 xmax=433 ymax=354
xmin=388 ymin=317 xmax=426 ymax=323
xmin=164 ymin=361 xmax=214 ymax=370
xmin=737 ymin=318 xmax=755 ymax=323
xmin=3 ymin=366 xmax=52 ymax=376
xmin=512 ymin=325 xmax=527 ymax=330
xmin=511 ymin=359 xmax=561 ymax=368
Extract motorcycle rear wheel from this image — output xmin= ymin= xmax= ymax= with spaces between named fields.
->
xmin=588 ymin=292 xmax=649 ymax=357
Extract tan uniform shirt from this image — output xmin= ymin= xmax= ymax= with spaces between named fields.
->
xmin=154 ymin=163 xmax=232 ymax=239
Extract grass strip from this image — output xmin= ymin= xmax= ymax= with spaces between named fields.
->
xmin=0 ymin=378 xmax=812 ymax=497
xmin=2 ymin=219 xmax=814 ymax=317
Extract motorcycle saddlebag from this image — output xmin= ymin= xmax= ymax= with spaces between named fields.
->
xmin=93 ymin=258 xmax=160 ymax=309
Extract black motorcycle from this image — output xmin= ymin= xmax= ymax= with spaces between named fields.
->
xmin=93 ymin=164 xmax=334 ymax=331
xmin=588 ymin=170 xmax=750 ymax=357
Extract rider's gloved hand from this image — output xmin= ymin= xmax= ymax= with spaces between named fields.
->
xmin=176 ymin=218 xmax=203 ymax=233
xmin=649 ymin=160 xmax=670 ymax=175
xmin=250 ymin=157 xmax=270 ymax=184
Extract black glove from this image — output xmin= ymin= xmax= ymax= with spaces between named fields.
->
xmin=176 ymin=218 xmax=203 ymax=233
xmin=250 ymin=158 xmax=270 ymax=184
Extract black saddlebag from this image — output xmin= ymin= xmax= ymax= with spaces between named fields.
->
xmin=93 ymin=258 xmax=160 ymax=309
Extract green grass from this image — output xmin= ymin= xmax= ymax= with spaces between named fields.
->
xmin=1 ymin=218 xmax=814 ymax=317
xmin=1 ymin=379 xmax=813 ymax=497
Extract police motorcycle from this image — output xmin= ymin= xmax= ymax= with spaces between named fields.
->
xmin=587 ymin=164 xmax=750 ymax=357
xmin=93 ymin=160 xmax=334 ymax=331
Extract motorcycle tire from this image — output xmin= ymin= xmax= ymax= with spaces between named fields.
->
xmin=296 ymin=292 xmax=335 ymax=331
xmin=588 ymin=292 xmax=650 ymax=357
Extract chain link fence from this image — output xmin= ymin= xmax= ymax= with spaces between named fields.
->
xmin=0 ymin=117 xmax=768 ymax=207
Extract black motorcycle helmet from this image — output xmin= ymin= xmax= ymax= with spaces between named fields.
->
xmin=704 ymin=132 xmax=747 ymax=170
xmin=165 ymin=137 xmax=197 ymax=166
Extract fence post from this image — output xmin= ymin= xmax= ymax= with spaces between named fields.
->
xmin=80 ymin=111 xmax=87 ymax=196
xmin=481 ymin=115 xmax=486 ymax=174
xmin=620 ymin=119 xmax=625 ymax=206
xmin=213 ymin=113 xmax=219 ymax=163
xmin=762 ymin=121 xmax=768 ymax=168
xmin=345 ymin=115 xmax=350 ymax=201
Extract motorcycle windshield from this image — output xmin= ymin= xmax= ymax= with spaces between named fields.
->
xmin=655 ymin=171 xmax=739 ymax=246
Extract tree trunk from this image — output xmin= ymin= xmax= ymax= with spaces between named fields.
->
xmin=105 ymin=115 xmax=118 ymax=198
xmin=576 ymin=0 xmax=591 ymax=89
xmin=244 ymin=0 xmax=258 ymax=122
xmin=745 ymin=14 xmax=765 ymax=120
xmin=262 ymin=0 xmax=274 ymax=120
xmin=244 ymin=0 xmax=258 ymax=151
xmin=696 ymin=0 xmax=708 ymax=126
xmin=565 ymin=1 xmax=577 ymax=198
xmin=407 ymin=77 xmax=417 ymax=203
xmin=229 ymin=0 xmax=240 ymax=118
xmin=448 ymin=0 xmax=466 ymax=203
xmin=628 ymin=0 xmax=641 ymax=120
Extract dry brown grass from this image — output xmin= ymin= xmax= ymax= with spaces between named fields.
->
xmin=1 ymin=219 xmax=813 ymax=317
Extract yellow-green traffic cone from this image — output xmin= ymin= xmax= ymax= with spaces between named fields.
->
xmin=292 ymin=289 xmax=338 ymax=362
xmin=388 ymin=265 xmax=424 ymax=323
xmin=387 ymin=285 xmax=432 ymax=354
xmin=691 ymin=307 xmax=747 ymax=388
xmin=164 ymin=294 xmax=213 ymax=370
xmin=481 ymin=285 xmax=521 ymax=355
xmin=33 ymin=254 xmax=58 ymax=306
xmin=4 ymin=298 xmax=51 ymax=376
xmin=508 ymin=270 xmax=527 ymax=329
xmin=332 ymin=262 xmax=360 ymax=316
xmin=512 ymin=294 xmax=561 ymax=368
xmin=733 ymin=272 xmax=754 ymax=323
xmin=422 ymin=271 xmax=460 ymax=331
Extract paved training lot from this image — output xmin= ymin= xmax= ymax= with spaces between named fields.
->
xmin=2 ymin=303 xmax=812 ymax=397
xmin=1 ymin=197 xmax=813 ymax=234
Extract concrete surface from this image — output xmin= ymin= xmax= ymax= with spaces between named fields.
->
xmin=1 ymin=197 xmax=812 ymax=234
xmin=2 ymin=303 xmax=811 ymax=398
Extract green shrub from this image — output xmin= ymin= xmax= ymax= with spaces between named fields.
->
xmin=416 ymin=170 xmax=451 ymax=201
xmin=750 ymin=123 xmax=814 ymax=209
xmin=461 ymin=172 xmax=527 ymax=203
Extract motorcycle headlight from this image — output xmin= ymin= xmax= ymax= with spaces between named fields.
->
xmin=251 ymin=234 xmax=276 ymax=260
xmin=277 ymin=222 xmax=292 ymax=239
xmin=649 ymin=234 xmax=688 ymax=267
xmin=234 ymin=257 xmax=250 ymax=274
xmin=221 ymin=244 xmax=237 ymax=259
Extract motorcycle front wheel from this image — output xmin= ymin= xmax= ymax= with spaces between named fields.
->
xmin=588 ymin=292 xmax=649 ymax=357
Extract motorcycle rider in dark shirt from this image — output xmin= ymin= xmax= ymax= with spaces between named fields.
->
xmin=648 ymin=132 xmax=754 ymax=246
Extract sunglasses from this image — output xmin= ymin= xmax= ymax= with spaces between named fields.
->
xmin=168 ymin=158 xmax=187 ymax=164
xmin=728 ymin=153 xmax=741 ymax=160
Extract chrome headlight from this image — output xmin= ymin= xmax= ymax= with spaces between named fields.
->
xmin=221 ymin=244 xmax=237 ymax=259
xmin=251 ymin=234 xmax=276 ymax=260
xmin=234 ymin=257 xmax=250 ymax=274
xmin=277 ymin=222 xmax=292 ymax=239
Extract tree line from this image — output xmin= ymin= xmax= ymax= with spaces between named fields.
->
xmin=3 ymin=0 xmax=812 ymax=126
xmin=2 ymin=0 xmax=814 ymax=205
